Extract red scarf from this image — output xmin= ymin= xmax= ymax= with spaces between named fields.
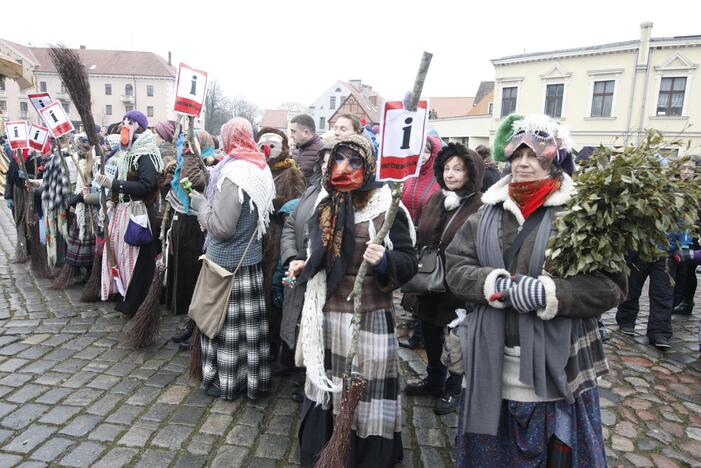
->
xmin=508 ymin=177 xmax=561 ymax=219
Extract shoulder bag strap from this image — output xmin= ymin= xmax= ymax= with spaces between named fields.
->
xmin=502 ymin=206 xmax=547 ymax=269
xmin=231 ymin=227 xmax=259 ymax=276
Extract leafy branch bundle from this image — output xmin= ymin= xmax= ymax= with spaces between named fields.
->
xmin=546 ymin=130 xmax=701 ymax=278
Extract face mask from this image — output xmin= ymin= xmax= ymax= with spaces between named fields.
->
xmin=330 ymin=151 xmax=365 ymax=192
xmin=120 ymin=126 xmax=132 ymax=147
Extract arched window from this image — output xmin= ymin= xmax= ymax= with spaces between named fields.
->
xmin=335 ymin=87 xmax=341 ymax=93
xmin=125 ymin=84 xmax=133 ymax=96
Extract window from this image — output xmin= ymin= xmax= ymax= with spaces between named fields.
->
xmin=105 ymin=104 xmax=112 ymax=115
xmin=0 ymin=77 xmax=5 ymax=91
xmin=60 ymin=83 xmax=67 ymax=94
xmin=105 ymin=84 xmax=112 ymax=95
xmin=544 ymin=84 xmax=564 ymax=117
xmin=125 ymin=84 xmax=134 ymax=96
xmin=488 ymin=102 xmax=494 ymax=115
xmin=147 ymin=106 xmax=154 ymax=117
xmin=125 ymin=105 xmax=134 ymax=112
xmin=20 ymin=102 xmax=28 ymax=118
xmin=657 ymin=77 xmax=686 ymax=116
xmin=61 ymin=100 xmax=69 ymax=113
xmin=319 ymin=117 xmax=326 ymax=130
xmin=0 ymin=101 xmax=6 ymax=112
xmin=591 ymin=80 xmax=615 ymax=117
xmin=330 ymin=96 xmax=336 ymax=109
xmin=335 ymin=87 xmax=342 ymax=92
xmin=500 ymin=87 xmax=517 ymax=117
xmin=40 ymin=81 xmax=47 ymax=92
xmin=147 ymin=85 xmax=154 ymax=97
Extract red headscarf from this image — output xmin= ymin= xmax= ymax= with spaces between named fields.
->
xmin=220 ymin=117 xmax=266 ymax=169
xmin=401 ymin=135 xmax=442 ymax=223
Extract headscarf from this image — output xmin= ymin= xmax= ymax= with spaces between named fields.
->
xmin=206 ymin=117 xmax=266 ymax=205
xmin=303 ymin=134 xmax=376 ymax=297
xmin=154 ymin=120 xmax=176 ymax=143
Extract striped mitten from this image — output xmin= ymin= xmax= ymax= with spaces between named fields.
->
xmin=506 ymin=275 xmax=546 ymax=313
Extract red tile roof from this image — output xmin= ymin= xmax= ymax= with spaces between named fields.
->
xmin=261 ymin=109 xmax=289 ymax=129
xmin=428 ymin=97 xmax=475 ymax=118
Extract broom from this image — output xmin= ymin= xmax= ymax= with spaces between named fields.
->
xmin=27 ymin=152 xmax=53 ymax=280
xmin=12 ymin=185 xmax=28 ymax=263
xmin=81 ymin=232 xmax=103 ymax=302
xmin=48 ymin=45 xmax=118 ymax=298
xmin=314 ymin=52 xmax=432 ymax=468
xmin=188 ymin=327 xmax=203 ymax=382
xmin=125 ymin=116 xmax=193 ymax=347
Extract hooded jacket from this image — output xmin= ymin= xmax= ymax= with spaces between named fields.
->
xmin=401 ymin=136 xmax=442 ymax=223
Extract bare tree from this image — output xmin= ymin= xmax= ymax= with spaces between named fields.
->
xmin=204 ymin=80 xmax=233 ymax=135
xmin=231 ymin=96 xmax=262 ymax=126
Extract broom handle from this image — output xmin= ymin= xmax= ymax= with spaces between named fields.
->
xmin=65 ymin=137 xmax=97 ymax=236
xmin=94 ymin=142 xmax=118 ymax=271
xmin=15 ymin=148 xmax=32 ymax=232
xmin=345 ymin=51 xmax=433 ymax=376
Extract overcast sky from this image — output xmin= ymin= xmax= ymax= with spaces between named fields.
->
xmin=4 ymin=0 xmax=700 ymax=110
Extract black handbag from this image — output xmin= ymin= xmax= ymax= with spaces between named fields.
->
xmin=400 ymin=246 xmax=445 ymax=294
xmin=401 ymin=201 xmax=465 ymax=295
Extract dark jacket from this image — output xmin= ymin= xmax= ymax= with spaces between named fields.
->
xmin=292 ymin=135 xmax=324 ymax=182
xmin=279 ymin=185 xmax=322 ymax=348
xmin=445 ymin=174 xmax=627 ymax=343
xmin=482 ymin=163 xmax=501 ymax=192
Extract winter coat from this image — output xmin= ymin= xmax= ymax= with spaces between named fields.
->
xmin=401 ymin=136 xmax=442 ymax=223
xmin=292 ymin=135 xmax=325 ymax=183
xmin=279 ymin=184 xmax=322 ymax=349
xmin=482 ymin=163 xmax=501 ymax=192
xmin=445 ymin=173 xmax=627 ymax=347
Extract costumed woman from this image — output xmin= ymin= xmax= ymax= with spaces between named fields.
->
xmin=256 ymin=126 xmax=306 ymax=366
xmin=189 ymin=117 xmax=275 ymax=400
xmin=293 ymin=135 xmax=418 ymax=467
xmin=95 ymin=111 xmax=163 ymax=316
xmin=403 ymin=142 xmax=485 ymax=416
xmin=445 ymin=114 xmax=626 ymax=467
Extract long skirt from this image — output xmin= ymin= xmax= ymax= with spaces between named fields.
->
xmin=299 ymin=309 xmax=403 ymax=468
xmin=200 ymin=263 xmax=271 ymax=400
xmin=455 ymin=387 xmax=607 ymax=467
xmin=65 ymin=206 xmax=95 ymax=267
xmin=165 ymin=212 xmax=204 ymax=315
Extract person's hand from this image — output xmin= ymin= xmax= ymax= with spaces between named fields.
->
xmin=82 ymin=185 xmax=91 ymax=197
xmin=363 ymin=241 xmax=386 ymax=266
xmin=673 ymin=249 xmax=693 ymax=263
xmin=26 ymin=179 xmax=41 ymax=189
xmin=189 ymin=190 xmax=206 ymax=213
xmin=17 ymin=170 xmax=25 ymax=179
xmin=106 ymin=200 xmax=114 ymax=216
xmin=287 ymin=260 xmax=306 ymax=279
xmin=502 ymin=275 xmax=546 ymax=313
xmin=5 ymin=200 xmax=13 ymax=210
xmin=95 ymin=173 xmax=113 ymax=189
xmin=165 ymin=160 xmax=177 ymax=175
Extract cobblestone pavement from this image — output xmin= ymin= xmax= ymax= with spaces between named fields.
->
xmin=0 ymin=205 xmax=700 ymax=467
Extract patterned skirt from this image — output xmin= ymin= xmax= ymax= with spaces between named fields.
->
xmin=101 ymin=202 xmax=139 ymax=300
xmin=65 ymin=207 xmax=95 ymax=267
xmin=455 ymin=387 xmax=607 ymax=468
xmin=298 ymin=309 xmax=403 ymax=467
xmin=200 ymin=263 xmax=271 ymax=400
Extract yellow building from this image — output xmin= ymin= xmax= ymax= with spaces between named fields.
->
xmin=492 ymin=22 xmax=701 ymax=155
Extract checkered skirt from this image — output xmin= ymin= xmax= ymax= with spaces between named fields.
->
xmin=200 ymin=263 xmax=271 ymax=400
xmin=65 ymin=209 xmax=95 ymax=267
xmin=325 ymin=309 xmax=402 ymax=439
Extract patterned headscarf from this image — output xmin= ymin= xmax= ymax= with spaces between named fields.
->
xmin=154 ymin=120 xmax=176 ymax=143
xmin=304 ymin=134 xmax=377 ymax=297
xmin=207 ymin=117 xmax=266 ymax=205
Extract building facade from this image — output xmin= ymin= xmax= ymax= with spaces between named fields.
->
xmin=491 ymin=22 xmax=701 ymax=154
xmin=309 ymin=79 xmax=382 ymax=133
xmin=0 ymin=39 xmax=185 ymax=130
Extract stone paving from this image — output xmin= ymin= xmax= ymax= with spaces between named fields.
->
xmin=0 ymin=204 xmax=700 ymax=467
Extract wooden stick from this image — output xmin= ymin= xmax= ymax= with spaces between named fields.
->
xmin=345 ymin=51 xmax=433 ymax=376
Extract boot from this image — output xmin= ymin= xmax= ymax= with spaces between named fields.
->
xmin=672 ymin=300 xmax=693 ymax=316
xmin=172 ymin=319 xmax=195 ymax=343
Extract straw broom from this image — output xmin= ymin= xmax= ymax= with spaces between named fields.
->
xmin=47 ymin=45 xmax=117 ymax=301
xmin=314 ymin=52 xmax=433 ymax=467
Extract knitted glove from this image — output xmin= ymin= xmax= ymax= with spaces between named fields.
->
xmin=6 ymin=200 xmax=13 ymax=210
xmin=94 ymin=173 xmax=113 ymax=189
xmin=189 ymin=191 xmax=207 ymax=213
xmin=488 ymin=273 xmax=513 ymax=303
xmin=673 ymin=249 xmax=693 ymax=263
xmin=504 ymin=275 xmax=546 ymax=313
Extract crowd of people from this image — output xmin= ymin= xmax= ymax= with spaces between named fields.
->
xmin=2 ymin=108 xmax=699 ymax=467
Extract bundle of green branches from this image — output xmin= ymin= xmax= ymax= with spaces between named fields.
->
xmin=546 ymin=130 xmax=701 ymax=278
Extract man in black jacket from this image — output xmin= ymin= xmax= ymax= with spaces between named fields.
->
xmin=289 ymin=114 xmax=324 ymax=183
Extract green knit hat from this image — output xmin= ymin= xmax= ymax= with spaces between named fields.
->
xmin=493 ymin=113 xmax=524 ymax=162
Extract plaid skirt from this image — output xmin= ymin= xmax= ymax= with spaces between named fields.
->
xmin=325 ymin=309 xmax=402 ymax=439
xmin=200 ymin=263 xmax=271 ymax=400
xmin=65 ymin=207 xmax=95 ymax=267
xmin=455 ymin=387 xmax=607 ymax=467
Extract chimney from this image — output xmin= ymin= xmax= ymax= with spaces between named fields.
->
xmin=349 ymin=79 xmax=362 ymax=91
xmin=168 ymin=51 xmax=172 ymax=66
xmin=638 ymin=22 xmax=653 ymax=67
xmin=79 ymin=45 xmax=86 ymax=49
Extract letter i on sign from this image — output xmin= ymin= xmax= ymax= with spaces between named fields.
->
xmin=49 ymin=110 xmax=59 ymax=123
xmin=13 ymin=127 xmax=19 ymax=138
xmin=34 ymin=130 xmax=40 ymax=140
xmin=190 ymin=75 xmax=197 ymax=95
xmin=400 ymin=117 xmax=413 ymax=150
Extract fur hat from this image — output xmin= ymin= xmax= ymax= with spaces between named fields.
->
xmin=433 ymin=142 xmax=485 ymax=194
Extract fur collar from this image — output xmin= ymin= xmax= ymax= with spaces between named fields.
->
xmin=481 ymin=173 xmax=574 ymax=225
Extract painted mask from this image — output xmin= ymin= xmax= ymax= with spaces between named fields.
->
xmin=505 ymin=129 xmax=560 ymax=170
xmin=257 ymin=133 xmax=284 ymax=161
xmin=120 ymin=117 xmax=139 ymax=148
xmin=330 ymin=147 xmax=365 ymax=192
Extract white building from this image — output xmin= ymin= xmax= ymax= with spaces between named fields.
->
xmin=308 ymin=79 xmax=382 ymax=133
xmin=0 ymin=39 xmax=191 ymax=130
